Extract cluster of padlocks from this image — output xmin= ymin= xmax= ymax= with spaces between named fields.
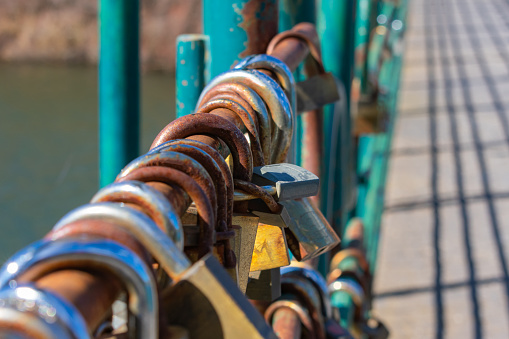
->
xmin=0 ymin=21 xmax=393 ymax=339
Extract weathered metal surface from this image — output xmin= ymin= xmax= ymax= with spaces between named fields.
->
xmin=198 ymin=69 xmax=293 ymax=163
xmin=198 ymin=96 xmax=265 ymax=166
xmin=203 ymin=0 xmax=278 ymax=79
xmin=118 ymin=151 xmax=218 ymax=233
xmin=176 ymin=34 xmax=208 ymax=118
xmin=151 ymin=113 xmax=253 ymax=182
xmin=234 ymin=179 xmax=279 ymax=213
xmin=197 ymin=82 xmax=272 ymax=164
xmin=117 ymin=166 xmax=215 ymax=257
xmin=91 ymin=181 xmax=184 ymax=250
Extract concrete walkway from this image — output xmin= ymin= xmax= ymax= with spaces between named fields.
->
xmin=372 ymin=0 xmax=509 ymax=338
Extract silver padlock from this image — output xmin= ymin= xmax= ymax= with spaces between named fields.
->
xmin=0 ymin=238 xmax=158 ymax=339
xmin=0 ymin=283 xmax=90 ymax=339
xmin=280 ymin=198 xmax=340 ymax=261
xmin=251 ymin=163 xmax=319 ymax=201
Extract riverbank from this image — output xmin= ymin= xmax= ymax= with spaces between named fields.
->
xmin=0 ymin=0 xmax=201 ymax=72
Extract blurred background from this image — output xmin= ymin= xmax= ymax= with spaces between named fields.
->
xmin=0 ymin=0 xmax=203 ymax=259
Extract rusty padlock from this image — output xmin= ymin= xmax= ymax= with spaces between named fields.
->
xmin=146 ymin=141 xmax=237 ymax=277
xmin=150 ymin=114 xmax=257 ymax=288
xmin=197 ymin=82 xmax=272 ymax=164
xmin=150 ymin=113 xmax=253 ymax=183
xmin=91 ymin=180 xmax=184 ymax=250
xmin=116 ymin=166 xmax=215 ymax=260
xmin=197 ymin=70 xmax=293 ymax=163
xmin=197 ymin=94 xmax=265 ymax=166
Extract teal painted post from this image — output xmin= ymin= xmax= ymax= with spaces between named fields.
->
xmin=99 ymin=0 xmax=140 ymax=187
xmin=279 ymin=0 xmax=316 ymax=170
xmin=203 ymin=0 xmax=278 ymax=81
xmin=279 ymin=0 xmax=316 ymax=31
xmin=317 ymin=0 xmax=357 ymax=234
xmin=176 ymin=35 xmax=208 ymax=118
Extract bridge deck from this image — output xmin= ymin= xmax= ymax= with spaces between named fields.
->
xmin=373 ymin=0 xmax=509 ymax=337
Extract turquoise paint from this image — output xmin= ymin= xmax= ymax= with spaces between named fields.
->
xmin=99 ymin=0 xmax=140 ymax=187
xmin=203 ymin=0 xmax=278 ymax=80
xmin=318 ymin=0 xmax=357 ymax=236
xmin=176 ymin=35 xmax=208 ymax=118
xmin=279 ymin=0 xmax=316 ymax=170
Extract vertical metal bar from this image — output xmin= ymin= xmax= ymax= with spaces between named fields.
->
xmin=99 ymin=0 xmax=140 ymax=187
xmin=203 ymin=0 xmax=279 ymax=81
xmin=176 ymin=34 xmax=208 ymax=118
xmin=317 ymin=0 xmax=357 ymax=234
xmin=279 ymin=0 xmax=316 ymax=31
xmin=278 ymin=0 xmax=316 ymax=169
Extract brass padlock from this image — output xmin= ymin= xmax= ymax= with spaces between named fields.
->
xmin=161 ymin=254 xmax=277 ymax=339
xmin=49 ymin=203 xmax=276 ymax=338
xmin=280 ymin=197 xmax=340 ymax=261
xmin=182 ymin=206 xmax=259 ymax=293
xmin=235 ymin=179 xmax=291 ymax=271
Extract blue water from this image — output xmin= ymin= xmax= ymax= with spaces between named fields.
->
xmin=0 ymin=63 xmax=176 ymax=260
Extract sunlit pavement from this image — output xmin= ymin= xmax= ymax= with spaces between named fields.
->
xmin=373 ymin=0 xmax=509 ymax=337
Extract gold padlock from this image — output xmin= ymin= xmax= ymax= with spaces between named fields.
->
xmin=250 ymin=222 xmax=290 ymax=272
xmin=235 ymin=180 xmax=291 ymax=272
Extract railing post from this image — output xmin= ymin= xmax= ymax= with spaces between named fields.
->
xmin=203 ymin=0 xmax=279 ymax=81
xmin=317 ymin=0 xmax=357 ymax=234
xmin=176 ymin=35 xmax=208 ymax=118
xmin=278 ymin=0 xmax=316 ymax=171
xmin=98 ymin=0 xmax=140 ymax=187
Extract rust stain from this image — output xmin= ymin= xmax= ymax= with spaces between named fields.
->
xmin=238 ymin=0 xmax=278 ymax=59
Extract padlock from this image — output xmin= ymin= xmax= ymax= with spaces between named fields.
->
xmin=280 ymin=197 xmax=340 ymax=261
xmin=117 ymin=151 xmax=218 ymax=228
xmin=281 ymin=263 xmax=354 ymax=338
xmin=251 ymin=163 xmax=320 ymax=201
xmin=265 ymin=299 xmax=316 ymax=339
xmin=281 ymin=263 xmax=332 ymax=320
xmin=49 ymin=203 xmax=275 ymax=338
xmin=116 ymin=166 xmax=215 ymax=259
xmin=197 ymin=94 xmax=265 ymax=166
xmin=0 ymin=238 xmax=158 ymax=339
xmin=196 ymin=69 xmax=293 ymax=163
xmin=150 ymin=113 xmax=253 ymax=183
xmin=180 ymin=205 xmax=256 ymax=292
xmin=91 ymin=180 xmax=184 ymax=250
xmin=235 ymin=54 xmax=296 ymax=116
xmin=196 ymin=82 xmax=272 ymax=164
xmin=355 ymin=93 xmax=389 ymax=135
xmin=0 ymin=283 xmax=90 ymax=339
xmin=235 ymin=179 xmax=291 ymax=271
xmin=117 ymin=150 xmax=220 ymax=261
xmin=232 ymin=212 xmax=260 ymax=294
xmin=279 ymin=274 xmax=326 ymax=339
xmin=146 ymin=141 xmax=237 ymax=274
xmin=246 ymin=268 xmax=281 ymax=301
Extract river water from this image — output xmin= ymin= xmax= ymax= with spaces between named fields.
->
xmin=0 ymin=63 xmax=176 ymax=260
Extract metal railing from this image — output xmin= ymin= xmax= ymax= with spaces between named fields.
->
xmin=0 ymin=0 xmax=408 ymax=338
